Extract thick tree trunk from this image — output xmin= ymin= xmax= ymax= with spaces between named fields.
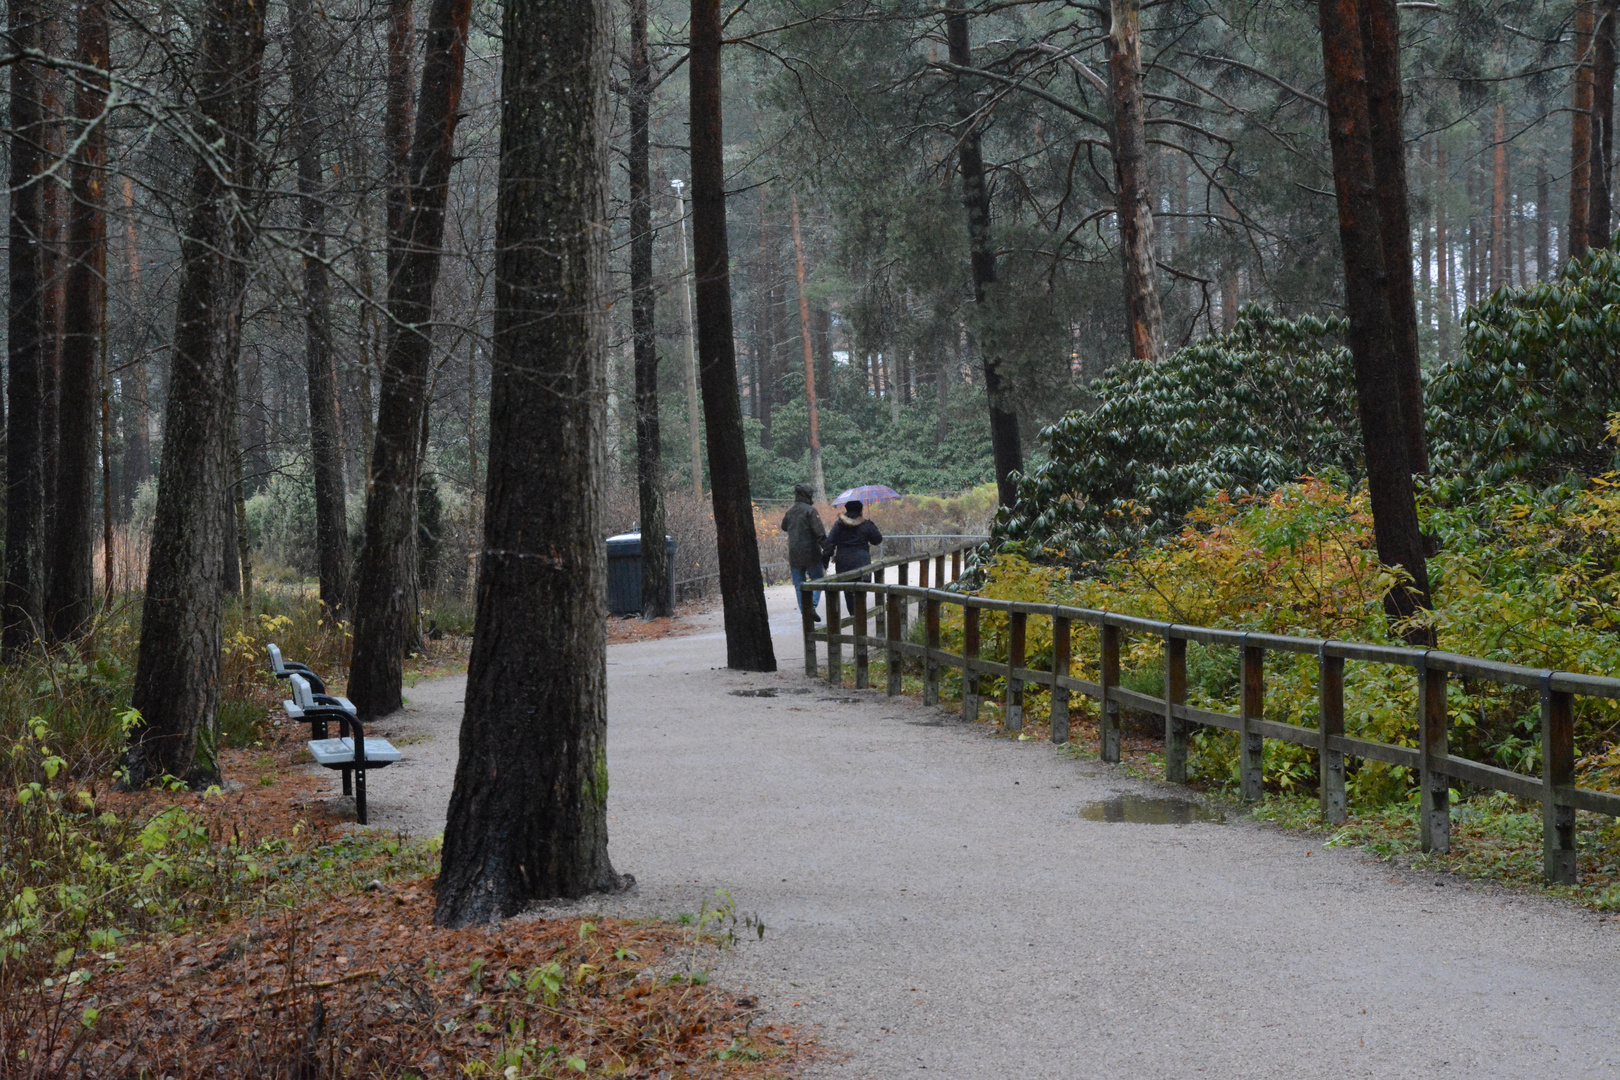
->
xmin=945 ymin=7 xmax=1023 ymax=507
xmin=348 ymin=0 xmax=472 ymax=717
xmin=1107 ymin=0 xmax=1163 ymax=361
xmin=5 ymin=0 xmax=47 ymax=656
xmin=291 ymin=0 xmax=350 ymax=618
xmin=1572 ymin=0 xmax=1596 ymax=261
xmin=127 ymin=0 xmax=265 ymax=785
xmin=433 ymin=0 xmax=621 ymax=926
xmin=46 ymin=0 xmax=109 ymax=641
xmin=690 ymin=0 xmax=776 ymax=672
xmin=1318 ymin=0 xmax=1432 ymax=637
xmin=1592 ymin=0 xmax=1617 ymax=246
xmin=790 ymin=192 xmax=826 ymax=504
xmin=628 ymin=0 xmax=669 ymax=619
xmin=1358 ymin=0 xmax=1427 ymax=473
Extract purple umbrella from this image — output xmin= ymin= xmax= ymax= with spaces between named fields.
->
xmin=833 ymin=484 xmax=902 ymax=506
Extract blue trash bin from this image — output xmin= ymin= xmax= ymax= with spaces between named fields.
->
xmin=605 ymin=533 xmax=677 ymax=615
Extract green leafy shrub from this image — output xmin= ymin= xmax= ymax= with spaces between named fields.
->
xmin=1430 ymin=245 xmax=1620 ymax=483
xmin=996 ymin=307 xmax=1360 ymax=567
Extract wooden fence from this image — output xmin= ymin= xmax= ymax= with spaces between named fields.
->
xmin=800 ymin=540 xmax=1620 ymax=884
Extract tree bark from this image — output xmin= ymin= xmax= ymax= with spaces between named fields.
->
xmin=945 ymin=7 xmax=1023 ymax=507
xmin=291 ymin=0 xmax=350 ymax=618
xmin=1107 ymin=0 xmax=1163 ymax=362
xmin=118 ymin=176 xmax=150 ymax=513
xmin=1491 ymin=104 xmax=1508 ymax=290
xmin=46 ymin=0 xmax=109 ymax=641
xmin=1358 ymin=0 xmax=1427 ymax=473
xmin=127 ymin=0 xmax=265 ymax=785
xmin=5 ymin=0 xmax=47 ymax=656
xmin=1318 ymin=0 xmax=1432 ymax=637
xmin=1572 ymin=0 xmax=1596 ymax=261
xmin=628 ymin=0 xmax=669 ymax=619
xmin=433 ymin=0 xmax=622 ymax=926
xmin=1592 ymin=0 xmax=1617 ymax=247
xmin=1436 ymin=143 xmax=1452 ymax=359
xmin=790 ymin=192 xmax=826 ymax=504
xmin=690 ymin=0 xmax=776 ymax=671
xmin=348 ymin=0 xmax=472 ymax=717
xmin=1538 ymin=163 xmax=1552 ymax=276
xmin=385 ymin=0 xmax=415 ymax=287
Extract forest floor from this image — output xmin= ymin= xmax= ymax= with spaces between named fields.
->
xmin=372 ymin=584 xmax=1620 ymax=1079
xmin=27 ymin=634 xmax=810 ymax=1079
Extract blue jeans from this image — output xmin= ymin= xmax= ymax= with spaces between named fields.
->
xmin=791 ymin=564 xmax=822 ymax=616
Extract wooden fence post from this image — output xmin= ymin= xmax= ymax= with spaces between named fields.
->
xmin=1006 ymin=611 xmax=1027 ymax=732
xmin=1542 ymin=675 xmax=1577 ymax=884
xmin=963 ymin=604 xmax=981 ymax=721
xmin=853 ymin=589 xmax=870 ymax=690
xmin=1318 ymin=646 xmax=1346 ymax=824
xmin=1164 ymin=633 xmax=1187 ymax=783
xmin=934 ymin=554 xmax=946 ymax=593
xmin=885 ymin=592 xmax=902 ymax=697
xmin=923 ymin=596 xmax=941 ymax=706
xmin=1100 ymin=623 xmax=1120 ymax=763
xmin=1240 ymin=640 xmax=1264 ymax=801
xmin=897 ymin=561 xmax=910 ymax=638
xmin=1051 ymin=616 xmax=1071 ymax=744
xmin=1418 ymin=656 xmax=1450 ymax=853
xmin=801 ymin=580 xmax=817 ymax=678
xmin=951 ymin=548 xmax=961 ymax=582
xmin=827 ymin=588 xmax=843 ymax=688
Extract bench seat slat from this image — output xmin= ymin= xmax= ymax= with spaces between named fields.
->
xmin=307 ymin=737 xmax=402 ymax=767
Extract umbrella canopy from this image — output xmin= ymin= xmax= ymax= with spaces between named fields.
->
xmin=833 ymin=484 xmax=902 ymax=506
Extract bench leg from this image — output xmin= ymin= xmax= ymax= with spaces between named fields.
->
xmin=342 ymin=767 xmax=352 ymax=796
xmin=314 ymin=719 xmax=328 ymax=739
xmin=355 ymin=768 xmax=367 ymax=825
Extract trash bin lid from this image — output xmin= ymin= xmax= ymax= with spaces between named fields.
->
xmin=606 ymin=532 xmax=641 ymax=556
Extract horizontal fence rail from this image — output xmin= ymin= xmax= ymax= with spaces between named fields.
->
xmin=799 ymin=542 xmax=1620 ymax=885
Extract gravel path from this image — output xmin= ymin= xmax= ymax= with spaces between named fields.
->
xmin=345 ymin=585 xmax=1620 ymax=1079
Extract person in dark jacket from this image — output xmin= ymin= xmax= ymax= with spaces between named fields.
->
xmin=822 ymin=499 xmax=884 ymax=616
xmin=780 ymin=483 xmax=827 ymax=622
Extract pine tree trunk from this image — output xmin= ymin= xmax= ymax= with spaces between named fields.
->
xmin=291 ymin=0 xmax=350 ymax=618
xmin=1491 ymin=104 xmax=1508 ymax=290
xmin=1108 ymin=0 xmax=1164 ymax=361
xmin=1572 ymin=0 xmax=1596 ymax=260
xmin=44 ymin=0 xmax=105 ymax=641
xmin=628 ymin=0 xmax=669 ymax=619
xmin=689 ymin=0 xmax=776 ymax=671
xmin=1538 ymin=164 xmax=1552 ymax=276
xmin=118 ymin=176 xmax=150 ymax=513
xmin=1437 ymin=143 xmax=1453 ymax=359
xmin=1592 ymin=0 xmax=1617 ymax=246
xmin=434 ymin=0 xmax=622 ymax=926
xmin=945 ymin=7 xmax=1023 ymax=507
xmin=348 ymin=0 xmax=472 ymax=717
xmin=127 ymin=0 xmax=265 ymax=785
xmin=385 ymin=0 xmax=415 ymax=287
xmin=1318 ymin=0 xmax=1432 ymax=638
xmin=1358 ymin=0 xmax=1427 ymax=473
xmin=790 ymin=192 xmax=826 ymax=504
xmin=5 ymin=0 xmax=47 ymax=656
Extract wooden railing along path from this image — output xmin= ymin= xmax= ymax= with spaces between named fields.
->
xmin=800 ymin=539 xmax=1620 ymax=884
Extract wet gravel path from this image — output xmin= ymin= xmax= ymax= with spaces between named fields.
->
xmin=354 ymin=586 xmax=1620 ymax=1079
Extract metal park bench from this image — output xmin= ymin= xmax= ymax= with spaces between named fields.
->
xmin=267 ymin=643 xmax=357 ymax=722
xmin=282 ymin=671 xmax=401 ymax=826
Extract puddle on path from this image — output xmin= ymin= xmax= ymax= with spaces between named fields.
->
xmin=729 ymin=687 xmax=815 ymax=698
xmin=1078 ymin=794 xmax=1225 ymax=824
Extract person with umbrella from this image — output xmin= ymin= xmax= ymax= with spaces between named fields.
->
xmin=823 ymin=498 xmax=884 ymax=617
